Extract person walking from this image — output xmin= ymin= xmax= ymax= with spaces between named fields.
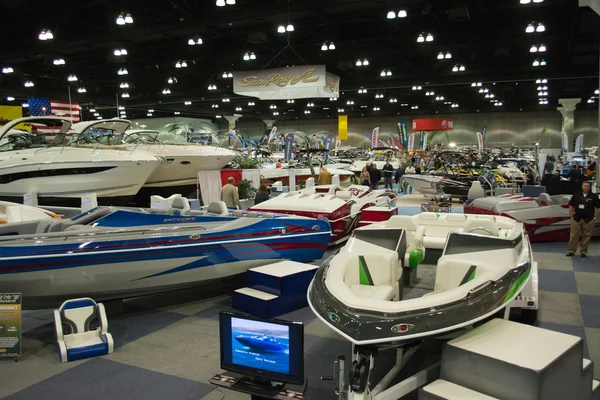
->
xmin=394 ymin=164 xmax=406 ymax=193
xmin=221 ymin=177 xmax=241 ymax=209
xmin=405 ymin=164 xmax=416 ymax=194
xmin=317 ymin=166 xmax=333 ymax=185
xmin=383 ymin=161 xmax=394 ymax=190
xmin=371 ymin=164 xmax=381 ymax=189
xmin=254 ymin=184 xmax=270 ymax=205
xmin=360 ymin=167 xmax=371 ymax=187
xmin=567 ymin=181 xmax=600 ymax=258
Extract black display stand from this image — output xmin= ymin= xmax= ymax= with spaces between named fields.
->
xmin=210 ymin=373 xmax=307 ymax=399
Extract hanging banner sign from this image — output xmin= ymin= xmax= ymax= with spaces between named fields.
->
xmin=481 ymin=126 xmax=487 ymax=142
xmin=284 ymin=133 xmax=294 ymax=161
xmin=267 ymin=126 xmax=278 ymax=144
xmin=338 ymin=115 xmax=348 ymax=141
xmin=335 ymin=139 xmax=342 ymax=149
xmin=371 ymin=127 xmax=380 ymax=149
xmin=407 ymin=133 xmax=415 ymax=151
xmin=398 ymin=121 xmax=408 ymax=146
xmin=289 ymin=167 xmax=296 ymax=192
xmin=233 ymin=65 xmax=340 ymax=100
xmin=0 ymin=293 xmax=21 ymax=359
xmin=412 ymin=118 xmax=453 ymax=131
xmin=561 ymin=132 xmax=569 ymax=152
xmin=575 ymin=134 xmax=584 ymax=154
xmin=476 ymin=132 xmax=484 ymax=150
xmin=421 ymin=132 xmax=429 ymax=150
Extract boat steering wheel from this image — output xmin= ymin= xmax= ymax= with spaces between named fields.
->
xmin=349 ymin=187 xmax=361 ymax=196
xmin=467 ymin=227 xmax=495 ymax=236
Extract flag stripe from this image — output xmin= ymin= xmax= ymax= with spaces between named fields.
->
xmin=28 ymin=97 xmax=81 ymax=136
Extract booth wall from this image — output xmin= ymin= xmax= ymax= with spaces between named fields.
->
xmin=235 ymin=110 xmax=599 ymax=148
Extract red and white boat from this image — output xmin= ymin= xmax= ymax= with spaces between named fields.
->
xmin=249 ymin=185 xmax=397 ymax=245
xmin=464 ymin=193 xmax=600 ymax=242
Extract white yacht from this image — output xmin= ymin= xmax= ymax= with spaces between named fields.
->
xmin=70 ymin=119 xmax=237 ymax=198
xmin=0 ymin=117 xmax=161 ymax=206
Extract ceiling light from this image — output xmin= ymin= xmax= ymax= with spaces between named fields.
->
xmin=526 ymin=23 xmax=535 ymax=33
xmin=175 ymin=61 xmax=182 ymax=68
xmin=425 ymin=33 xmax=434 ymax=42
xmin=362 ymin=59 xmax=369 ymax=66
xmin=222 ymin=98 xmax=230 ymax=102
xmin=417 ymin=34 xmax=424 ymax=43
xmin=248 ymin=101 xmax=255 ymax=106
xmin=38 ymin=29 xmax=53 ymax=41
xmin=588 ymin=98 xmax=595 ymax=104
xmin=125 ymin=13 xmax=133 ymax=24
xmin=116 ymin=14 xmax=125 ymax=25
xmin=212 ymin=104 xmax=219 ymax=108
xmin=2 ymin=67 xmax=14 ymax=74
xmin=451 ymin=103 xmax=459 ymax=108
xmin=329 ymin=97 xmax=337 ymax=101
xmin=471 ymin=83 xmax=477 ymax=87
xmin=398 ymin=10 xmax=407 ymax=18
xmin=121 ymin=93 xmax=129 ymax=98
xmin=530 ymin=45 xmax=538 ymax=53
xmin=538 ymin=44 xmax=546 ymax=52
xmin=235 ymin=107 xmax=242 ymax=111
xmin=226 ymin=0 xmax=235 ymax=4
xmin=520 ymin=0 xmax=531 ymax=3
xmin=373 ymin=107 xmax=380 ymax=111
xmin=216 ymin=0 xmax=226 ymax=6
xmin=243 ymin=53 xmax=250 ymax=61
xmin=452 ymin=65 xmax=459 ymax=72
xmin=162 ymin=88 xmax=171 ymax=94
xmin=216 ymin=115 xmax=222 ymax=118
xmin=389 ymin=98 xmax=397 ymax=103
xmin=118 ymin=68 xmax=128 ymax=75
xmin=120 ymin=82 xmax=129 ymax=88
xmin=77 ymin=88 xmax=86 ymax=93
xmin=411 ymin=105 xmax=419 ymax=110
xmin=459 ymin=65 xmax=465 ymax=71
xmin=445 ymin=52 xmax=452 ymax=59
xmin=278 ymin=25 xmax=286 ymax=33
xmin=273 ymin=111 xmax=279 ymax=116
xmin=67 ymin=74 xmax=77 ymax=82
xmin=380 ymin=70 xmax=386 ymax=77
xmin=387 ymin=11 xmax=396 ymax=19
xmin=184 ymin=101 xmax=192 ymax=105
xmin=119 ymin=106 xmax=125 ymax=110
xmin=356 ymin=60 xmax=362 ymax=66
xmin=181 ymin=60 xmax=187 ymax=67
xmin=595 ymin=89 xmax=599 ymax=95
xmin=53 ymin=58 xmax=65 ymax=65
xmin=188 ymin=38 xmax=196 ymax=46
xmin=24 ymin=80 xmax=34 ymax=87
xmin=287 ymin=99 xmax=295 ymax=103
xmin=93 ymin=112 xmax=100 ymax=117
xmin=533 ymin=59 xmax=540 ymax=67
xmin=328 ymin=42 xmax=335 ymax=50
xmin=540 ymin=59 xmax=546 ymax=66
xmin=321 ymin=43 xmax=328 ymax=51
xmin=286 ymin=24 xmax=294 ymax=32
xmin=536 ymin=23 xmax=545 ymax=32
xmin=437 ymin=52 xmax=444 ymax=60
xmin=533 ymin=0 xmax=544 ymax=2
xmin=6 ymin=96 xmax=14 ymax=101
xmin=304 ymin=110 xmax=311 ymax=114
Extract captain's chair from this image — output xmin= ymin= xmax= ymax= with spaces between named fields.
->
xmin=335 ymin=190 xmax=353 ymax=201
xmin=54 ymin=297 xmax=114 ymax=363
xmin=340 ymin=251 xmax=401 ymax=301
xmin=206 ymin=201 xmax=229 ymax=216
xmin=537 ymin=193 xmax=552 ymax=207
xmin=385 ymin=216 xmax=425 ymax=265
xmin=168 ymin=197 xmax=191 ymax=215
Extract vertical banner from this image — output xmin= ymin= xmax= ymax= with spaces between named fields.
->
xmin=266 ymin=126 xmax=278 ymax=144
xmin=284 ymin=132 xmax=294 ymax=161
xmin=0 ymin=293 xmax=21 ymax=359
xmin=575 ymin=134 xmax=584 ymax=154
xmin=398 ymin=121 xmax=408 ymax=146
xmin=481 ymin=126 xmax=487 ymax=142
xmin=371 ymin=126 xmax=380 ymax=149
xmin=324 ymin=135 xmax=333 ymax=150
xmin=561 ymin=131 xmax=569 ymax=152
xmin=407 ymin=133 xmax=415 ymax=151
xmin=477 ymin=132 xmax=484 ymax=150
xmin=338 ymin=115 xmax=348 ymax=141
xmin=422 ymin=132 xmax=429 ymax=150
xmin=289 ymin=167 xmax=296 ymax=192
xmin=335 ymin=139 xmax=341 ymax=149
xmin=418 ymin=132 xmax=424 ymax=149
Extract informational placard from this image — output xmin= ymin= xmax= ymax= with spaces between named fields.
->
xmin=289 ymin=167 xmax=296 ymax=192
xmin=0 ymin=293 xmax=22 ymax=358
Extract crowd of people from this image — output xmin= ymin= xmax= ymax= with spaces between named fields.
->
xmin=360 ymin=160 xmax=419 ymax=194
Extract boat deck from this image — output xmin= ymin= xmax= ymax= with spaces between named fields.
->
xmin=1 ymin=197 xmax=598 ymax=400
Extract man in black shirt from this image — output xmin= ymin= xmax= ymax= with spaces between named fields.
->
xmin=382 ymin=161 xmax=394 ymax=190
xmin=567 ymin=181 xmax=600 ymax=257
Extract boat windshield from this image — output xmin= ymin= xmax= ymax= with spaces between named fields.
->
xmin=0 ymin=121 xmax=70 ymax=152
xmin=122 ymin=131 xmax=159 ymax=144
xmin=72 ymin=121 xmax=130 ymax=146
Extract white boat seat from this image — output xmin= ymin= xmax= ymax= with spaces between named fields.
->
xmin=537 ymin=193 xmax=552 ymax=206
xmin=463 ymin=218 xmax=500 ymax=237
xmin=246 ymin=211 xmax=259 ymax=218
xmin=231 ymin=210 xmax=243 ymax=217
xmin=446 ymin=213 xmax=468 ymax=223
xmin=206 ymin=201 xmax=229 ymax=216
xmin=384 ymin=215 xmax=425 ymax=264
xmin=336 ymin=190 xmax=353 ymax=200
xmin=350 ymin=284 xmax=394 ymax=300
xmin=168 ymin=197 xmax=191 ymax=215
xmin=422 ymin=236 xmax=448 ymax=249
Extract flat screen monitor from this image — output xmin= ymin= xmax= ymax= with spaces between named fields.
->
xmin=219 ymin=311 xmax=304 ymax=385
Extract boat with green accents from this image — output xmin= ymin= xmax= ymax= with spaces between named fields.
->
xmin=307 ymin=212 xmax=535 ymax=346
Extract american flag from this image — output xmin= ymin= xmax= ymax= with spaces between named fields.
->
xmin=27 ymin=98 xmax=81 ymax=136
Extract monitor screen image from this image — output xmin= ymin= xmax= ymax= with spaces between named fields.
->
xmin=231 ymin=317 xmax=290 ymax=375
xmin=219 ymin=312 xmax=304 ymax=384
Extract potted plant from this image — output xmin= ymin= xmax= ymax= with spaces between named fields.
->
xmin=237 ymin=179 xmax=257 ymax=210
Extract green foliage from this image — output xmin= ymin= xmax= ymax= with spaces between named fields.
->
xmin=237 ymin=179 xmax=257 ymax=200
xmin=230 ymin=156 xmax=265 ymax=170
xmin=426 ymin=131 xmax=438 ymax=146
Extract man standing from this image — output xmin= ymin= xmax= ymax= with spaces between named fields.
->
xmin=567 ymin=181 xmax=600 ymax=258
xmin=383 ymin=161 xmax=394 ymax=190
xmin=371 ymin=164 xmax=381 ymax=189
xmin=394 ymin=164 xmax=406 ymax=193
xmin=221 ymin=177 xmax=241 ymax=209
xmin=317 ymin=166 xmax=332 ymax=185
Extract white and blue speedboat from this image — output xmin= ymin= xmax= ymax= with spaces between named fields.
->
xmin=0 ymin=201 xmax=331 ymax=308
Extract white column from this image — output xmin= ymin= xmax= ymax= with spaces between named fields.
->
xmin=557 ymin=98 xmax=580 ymax=149
xmin=263 ymin=119 xmax=277 ymax=129
xmin=224 ymin=115 xmax=241 ymax=132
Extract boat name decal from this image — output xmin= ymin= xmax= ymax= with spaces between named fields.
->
xmin=163 ymin=217 xmax=196 ymax=223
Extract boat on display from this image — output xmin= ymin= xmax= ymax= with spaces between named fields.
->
xmin=235 ymin=335 xmax=288 ymax=352
xmin=348 ymin=148 xmax=400 ymax=174
xmin=259 ymin=163 xmax=355 ymax=185
xmin=249 ymin=184 xmax=397 ymax=245
xmin=465 ymin=193 xmax=600 ymax=242
xmin=0 ymin=117 xmax=161 ymax=206
xmin=0 ymin=201 xmax=61 ymax=223
xmin=0 ymin=200 xmax=331 ymax=309
xmin=71 ymin=120 xmax=237 ymax=198
xmin=308 ymin=212 xmax=535 ymax=346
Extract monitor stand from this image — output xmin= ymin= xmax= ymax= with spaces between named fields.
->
xmin=235 ymin=376 xmax=284 ymax=399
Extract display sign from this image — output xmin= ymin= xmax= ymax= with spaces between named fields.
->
xmin=398 ymin=121 xmax=408 ymax=146
xmin=561 ymin=131 xmax=569 ymax=152
xmin=412 ymin=118 xmax=453 ymax=131
xmin=0 ymin=293 xmax=21 ymax=359
xmin=371 ymin=127 xmax=379 ymax=149
xmin=481 ymin=126 xmax=487 ymax=142
xmin=338 ymin=115 xmax=348 ymax=141
xmin=477 ymin=131 xmax=484 ymax=150
xmin=289 ymin=167 xmax=296 ymax=192
xmin=323 ymin=135 xmax=333 ymax=151
xmin=284 ymin=133 xmax=294 ymax=161
xmin=421 ymin=132 xmax=428 ymax=150
xmin=267 ymin=127 xmax=278 ymax=144
xmin=575 ymin=134 xmax=584 ymax=154
xmin=335 ymin=139 xmax=342 ymax=149
xmin=233 ymin=65 xmax=340 ymax=100
xmin=407 ymin=133 xmax=415 ymax=151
